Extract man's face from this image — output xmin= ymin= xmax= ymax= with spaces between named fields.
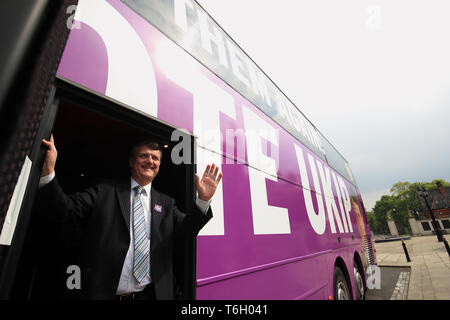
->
xmin=129 ymin=145 xmax=161 ymax=185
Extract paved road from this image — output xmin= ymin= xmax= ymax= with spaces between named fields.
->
xmin=372 ymin=235 xmax=450 ymax=300
xmin=366 ymin=266 xmax=410 ymax=300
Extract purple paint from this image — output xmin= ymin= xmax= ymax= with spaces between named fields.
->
xmin=106 ymin=0 xmax=195 ymax=133
xmin=57 ymin=22 xmax=108 ymax=94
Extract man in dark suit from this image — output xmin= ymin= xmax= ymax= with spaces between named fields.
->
xmin=39 ymin=135 xmax=222 ymax=300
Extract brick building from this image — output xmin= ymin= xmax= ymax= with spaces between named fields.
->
xmin=417 ymin=186 xmax=450 ymax=232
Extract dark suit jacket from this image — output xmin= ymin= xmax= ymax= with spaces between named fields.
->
xmin=38 ymin=177 xmax=212 ymax=299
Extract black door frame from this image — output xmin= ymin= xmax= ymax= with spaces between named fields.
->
xmin=1 ymin=77 xmax=199 ymax=299
xmin=0 ymin=86 xmax=59 ymax=299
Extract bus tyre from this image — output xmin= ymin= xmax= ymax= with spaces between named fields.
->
xmin=334 ymin=267 xmax=350 ymax=300
xmin=353 ymin=266 xmax=365 ymax=300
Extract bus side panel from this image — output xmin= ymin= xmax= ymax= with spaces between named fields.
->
xmin=196 ymin=253 xmax=330 ymax=300
xmin=55 ymin=0 xmax=370 ymax=299
xmin=195 ymin=147 xmax=334 ymax=278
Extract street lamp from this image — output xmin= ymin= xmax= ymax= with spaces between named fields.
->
xmin=434 ymin=182 xmax=450 ymax=257
xmin=416 ymin=185 xmax=443 ymax=242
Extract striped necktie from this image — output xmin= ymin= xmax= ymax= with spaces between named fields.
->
xmin=132 ymin=186 xmax=149 ymax=283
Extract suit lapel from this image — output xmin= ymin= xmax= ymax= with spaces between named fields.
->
xmin=116 ymin=178 xmax=131 ymax=232
xmin=117 ymin=180 xmax=168 ymax=235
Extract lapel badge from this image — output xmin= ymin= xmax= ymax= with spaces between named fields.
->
xmin=154 ymin=204 xmax=162 ymax=213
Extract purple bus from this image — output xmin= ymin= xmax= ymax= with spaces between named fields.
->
xmin=0 ymin=0 xmax=376 ymax=300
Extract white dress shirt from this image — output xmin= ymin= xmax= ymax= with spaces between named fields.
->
xmin=116 ymin=178 xmax=152 ymax=294
xmin=39 ymin=172 xmax=211 ymax=294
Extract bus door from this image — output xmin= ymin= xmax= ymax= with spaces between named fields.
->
xmin=0 ymin=0 xmax=78 ymax=299
xmin=7 ymin=78 xmax=198 ymax=300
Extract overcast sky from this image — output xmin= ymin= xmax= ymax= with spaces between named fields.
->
xmin=196 ymin=0 xmax=450 ymax=210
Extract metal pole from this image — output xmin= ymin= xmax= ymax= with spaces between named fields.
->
xmin=435 ymin=181 xmax=450 ymax=257
xmin=443 ymin=238 xmax=450 ymax=258
xmin=418 ymin=187 xmax=444 ymax=242
xmin=401 ymin=240 xmax=411 ymax=262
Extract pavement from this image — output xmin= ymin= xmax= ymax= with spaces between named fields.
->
xmin=372 ymin=234 xmax=450 ymax=300
xmin=365 ymin=266 xmax=410 ymax=300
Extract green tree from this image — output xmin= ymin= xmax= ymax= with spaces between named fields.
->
xmin=367 ymin=209 xmax=388 ymax=234
xmin=371 ymin=195 xmax=394 ymax=234
xmin=390 ymin=181 xmax=411 ymax=197
xmin=369 ymin=179 xmax=449 ymax=235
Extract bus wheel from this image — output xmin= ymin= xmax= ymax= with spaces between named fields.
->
xmin=354 ymin=266 xmax=365 ymax=300
xmin=334 ymin=267 xmax=350 ymax=300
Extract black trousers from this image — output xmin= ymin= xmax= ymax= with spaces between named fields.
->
xmin=117 ymin=283 xmax=156 ymax=300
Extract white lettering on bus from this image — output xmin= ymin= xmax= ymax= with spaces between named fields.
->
xmin=75 ymin=0 xmax=158 ymax=117
xmin=337 ymin=175 xmax=353 ymax=232
xmin=300 ymin=118 xmax=314 ymax=147
xmin=224 ymin=128 xmax=246 ymax=164
xmin=294 ymin=144 xmax=353 ymax=235
xmin=243 ymin=106 xmax=290 ymax=235
xmin=332 ymin=171 xmax=349 ymax=233
xmin=153 ymin=20 xmax=351 ymax=236
xmin=245 ymin=58 xmax=272 ymax=107
xmin=158 ymin=48 xmax=234 ymax=235
xmin=171 ymin=0 xmax=325 ymax=156
xmin=274 ymin=89 xmax=324 ymax=154
xmin=197 ymin=8 xmax=230 ymax=69
xmin=174 ymin=0 xmax=194 ymax=31
xmin=226 ymin=38 xmax=250 ymax=87
xmin=274 ymin=90 xmax=299 ymax=132
xmin=316 ymin=161 xmax=345 ymax=234
xmin=294 ymin=144 xmax=326 ymax=235
xmin=193 ymin=76 xmax=236 ymax=236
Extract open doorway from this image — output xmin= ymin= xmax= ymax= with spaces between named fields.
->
xmin=12 ymin=85 xmax=197 ymax=300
